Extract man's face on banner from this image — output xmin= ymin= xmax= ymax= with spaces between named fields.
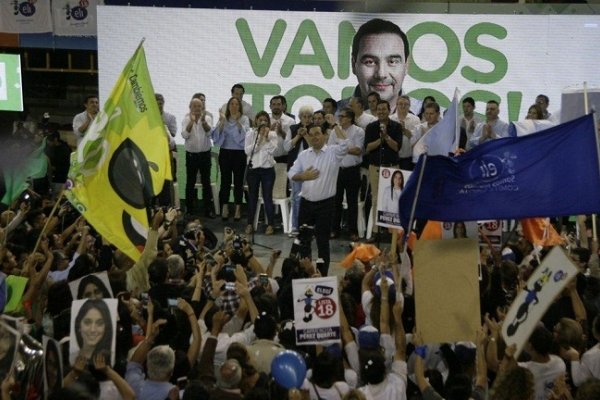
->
xmin=352 ymin=32 xmax=408 ymax=107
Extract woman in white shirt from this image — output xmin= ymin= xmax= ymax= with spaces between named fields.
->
xmin=245 ymin=111 xmax=277 ymax=235
xmin=380 ymin=170 xmax=404 ymax=214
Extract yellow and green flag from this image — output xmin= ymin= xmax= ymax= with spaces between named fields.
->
xmin=66 ymin=43 xmax=171 ymax=261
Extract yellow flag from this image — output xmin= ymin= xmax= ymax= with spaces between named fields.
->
xmin=66 ymin=43 xmax=171 ymax=261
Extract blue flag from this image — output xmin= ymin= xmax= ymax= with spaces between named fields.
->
xmin=399 ymin=113 xmax=600 ymax=228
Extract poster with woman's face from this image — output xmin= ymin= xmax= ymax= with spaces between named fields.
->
xmin=69 ymin=299 xmax=118 ymax=367
xmin=441 ymin=221 xmax=479 ymax=240
xmin=43 ymin=336 xmax=63 ymax=398
xmin=0 ymin=320 xmax=19 ymax=384
xmin=68 ymin=271 xmax=114 ymax=300
xmin=376 ymin=167 xmax=412 ymax=229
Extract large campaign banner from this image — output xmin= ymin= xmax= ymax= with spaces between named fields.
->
xmin=98 ymin=6 xmax=600 ymax=145
xmin=292 ymin=276 xmax=340 ymax=346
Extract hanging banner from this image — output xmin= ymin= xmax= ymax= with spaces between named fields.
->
xmin=292 ymin=276 xmax=340 ymax=346
xmin=0 ymin=0 xmax=52 ymax=33
xmin=52 ymin=0 xmax=102 ymax=37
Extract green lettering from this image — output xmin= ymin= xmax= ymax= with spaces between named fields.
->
xmin=281 ymin=20 xmax=334 ymax=79
xmin=337 ymin=21 xmax=355 ymax=80
xmin=406 ymin=89 xmax=450 ymax=109
xmin=407 ymin=22 xmax=461 ymax=83
xmin=236 ymin=18 xmax=287 ymax=78
xmin=341 ymin=86 xmax=355 ymax=100
xmin=506 ymin=91 xmax=523 ymax=122
xmin=461 ymin=23 xmax=508 ymax=84
xmin=284 ymin=85 xmax=331 ymax=111
xmin=240 ymin=83 xmax=281 ymax=114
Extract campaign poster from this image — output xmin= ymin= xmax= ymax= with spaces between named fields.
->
xmin=440 ymin=221 xmax=478 ymax=240
xmin=478 ymin=220 xmax=503 ymax=250
xmin=292 ymin=276 xmax=340 ymax=346
xmin=376 ymin=167 xmax=411 ymax=229
xmin=68 ymin=271 xmax=114 ymax=300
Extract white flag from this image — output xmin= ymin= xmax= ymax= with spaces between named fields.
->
xmin=53 ymin=0 xmax=102 ymax=37
xmin=0 ymin=0 xmax=52 ymax=33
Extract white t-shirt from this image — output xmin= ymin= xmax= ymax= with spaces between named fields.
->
xmin=359 ymin=360 xmax=407 ymax=400
xmin=572 ymin=345 xmax=600 ymax=386
xmin=519 ymin=355 xmax=566 ymax=400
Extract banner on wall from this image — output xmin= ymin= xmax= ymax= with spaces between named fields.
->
xmin=97 ymin=6 xmax=600 ymax=146
xmin=53 ymin=0 xmax=103 ymax=36
xmin=0 ymin=0 xmax=52 ymax=33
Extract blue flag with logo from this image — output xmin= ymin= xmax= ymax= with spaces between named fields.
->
xmin=399 ymin=114 xmax=600 ymax=228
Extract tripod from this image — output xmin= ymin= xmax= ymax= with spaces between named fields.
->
xmin=243 ymin=126 xmax=273 ymax=250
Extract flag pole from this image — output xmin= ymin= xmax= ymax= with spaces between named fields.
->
xmin=32 ymin=190 xmax=65 ymax=254
xmin=584 ymin=82 xmax=598 ymax=244
xmin=405 ymin=153 xmax=428 ymax=244
xmin=577 ymin=82 xmax=592 ymax=247
xmin=592 ymin=109 xmax=599 ymax=244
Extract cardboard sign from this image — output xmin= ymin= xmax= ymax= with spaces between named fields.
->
xmin=414 ymin=239 xmax=481 ymax=344
xmin=292 ymin=277 xmax=340 ymax=345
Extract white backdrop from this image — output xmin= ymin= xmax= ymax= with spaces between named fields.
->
xmin=98 ymin=6 xmax=600 ymax=144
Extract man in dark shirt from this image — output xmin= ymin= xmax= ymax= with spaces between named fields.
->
xmin=364 ymin=100 xmax=402 ymax=240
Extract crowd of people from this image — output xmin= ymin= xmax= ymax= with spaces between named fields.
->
xmin=1 ymin=15 xmax=599 ymax=400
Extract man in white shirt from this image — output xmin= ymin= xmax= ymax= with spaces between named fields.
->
xmin=327 ymin=108 xmax=364 ymax=241
xmin=269 ymin=95 xmax=294 ymax=165
xmin=220 ymin=83 xmax=255 ymax=124
xmin=391 ymin=95 xmax=420 ymax=170
xmin=468 ymin=100 xmax=509 ymax=149
xmin=72 ymin=95 xmax=99 ymax=146
xmin=411 ymin=102 xmax=440 ymax=164
xmin=289 ymin=124 xmax=348 ymax=276
xmin=350 ymin=96 xmax=377 ymax=130
xmin=182 ymin=97 xmax=215 ymax=218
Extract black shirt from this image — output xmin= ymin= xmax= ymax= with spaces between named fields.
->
xmin=364 ymin=119 xmax=402 ymax=166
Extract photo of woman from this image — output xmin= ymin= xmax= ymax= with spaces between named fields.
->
xmin=43 ymin=336 xmax=63 ymax=397
xmin=69 ymin=272 xmax=113 ymax=300
xmin=69 ymin=299 xmax=117 ymax=366
xmin=381 ymin=170 xmax=404 ymax=214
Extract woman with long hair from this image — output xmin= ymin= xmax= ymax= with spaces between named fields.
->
xmin=245 ymin=111 xmax=277 ymax=235
xmin=212 ymin=96 xmax=250 ymax=221
xmin=380 ymin=170 xmax=404 ymax=214
xmin=73 ymin=299 xmax=113 ymax=361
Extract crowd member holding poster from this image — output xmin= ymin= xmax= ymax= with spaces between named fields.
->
xmin=212 ymin=96 xmax=250 ymax=221
xmin=70 ymin=299 xmax=117 ymax=365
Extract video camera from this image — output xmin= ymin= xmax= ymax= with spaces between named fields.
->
xmin=289 ymin=224 xmax=314 ymax=259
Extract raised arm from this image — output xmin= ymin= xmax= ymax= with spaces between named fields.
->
xmin=178 ymin=298 xmax=202 ymax=367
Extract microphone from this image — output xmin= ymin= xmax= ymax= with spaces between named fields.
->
xmin=379 ymin=123 xmax=385 ymax=133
